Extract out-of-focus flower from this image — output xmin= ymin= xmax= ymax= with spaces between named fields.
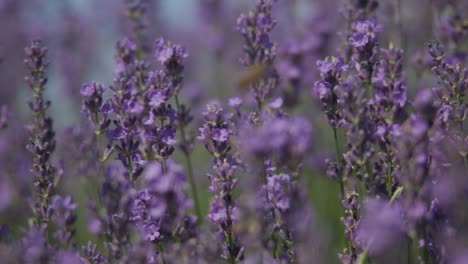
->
xmin=50 ymin=195 xmax=77 ymax=247
xmin=355 ymin=198 xmax=405 ymax=256
xmin=238 ymin=115 xmax=311 ymax=167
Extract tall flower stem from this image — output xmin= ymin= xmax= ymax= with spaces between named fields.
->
xmin=333 ymin=126 xmax=345 ymax=198
xmin=396 ymin=0 xmax=405 ymax=53
xmin=24 ymin=39 xmax=57 ymax=226
xmin=174 ymin=95 xmax=202 ymax=222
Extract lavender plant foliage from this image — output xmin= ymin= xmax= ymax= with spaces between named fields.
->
xmin=428 ymin=41 xmax=467 ymax=132
xmin=2 ymin=1 xmax=468 ymax=264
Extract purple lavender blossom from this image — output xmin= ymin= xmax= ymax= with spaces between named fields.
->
xmin=24 ymin=39 xmax=57 ymax=225
xmin=198 ymin=103 xmax=243 ymax=262
xmin=20 ymin=225 xmax=51 ymax=263
xmin=2 ymin=2 xmax=468 ymax=264
xmin=428 ymin=41 xmax=467 ymax=131
xmin=355 ymin=198 xmax=405 ymax=257
xmin=349 ymin=19 xmax=381 ymax=84
xmin=55 ymin=249 xmax=82 ymax=264
xmin=50 ymin=195 xmax=77 ymax=247
xmin=236 ymin=0 xmax=280 ymax=111
xmin=130 ymin=160 xmax=192 ymax=243
xmin=238 ymin=115 xmax=311 ymax=169
xmin=266 ymin=173 xmax=292 ymax=211
xmin=99 ymin=162 xmax=133 ymax=261
xmin=81 ymin=241 xmax=106 ymax=264
xmin=313 ymin=57 xmax=348 ymax=127
xmin=124 ymin=0 xmax=149 ymax=58
xmin=348 ymin=20 xmax=381 ymax=48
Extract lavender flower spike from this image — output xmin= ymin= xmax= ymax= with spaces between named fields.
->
xmin=236 ymin=0 xmax=280 ymax=111
xmin=50 ymin=195 xmax=77 ymax=248
xmin=198 ymin=103 xmax=242 ymax=263
xmin=24 ymin=39 xmax=57 ymax=225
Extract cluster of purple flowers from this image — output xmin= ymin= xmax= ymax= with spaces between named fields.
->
xmin=0 ymin=0 xmax=466 ymax=263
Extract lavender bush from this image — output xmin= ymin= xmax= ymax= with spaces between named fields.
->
xmin=0 ymin=0 xmax=466 ymax=263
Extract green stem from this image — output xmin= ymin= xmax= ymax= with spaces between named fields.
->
xmin=333 ymin=127 xmax=345 ymax=198
xmin=225 ymin=196 xmax=237 ymax=264
xmin=185 ymin=152 xmax=202 ymax=221
xmin=396 ymin=0 xmax=406 ymax=52
xmin=161 ymin=158 xmax=167 ymax=174
xmin=386 ymin=159 xmax=393 ymax=196
xmin=407 ymin=237 xmax=412 ymax=264
xmin=174 ymin=95 xmax=202 ymax=222
xmin=158 ymin=244 xmax=167 ymax=264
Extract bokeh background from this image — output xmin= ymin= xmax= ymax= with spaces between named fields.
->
xmin=0 ymin=0 xmax=445 ymax=262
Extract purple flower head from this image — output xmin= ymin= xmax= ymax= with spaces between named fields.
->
xmin=211 ymin=128 xmax=230 ymax=142
xmin=154 ymin=38 xmax=188 ymax=65
xmin=80 ymin=82 xmax=110 ymax=134
xmin=413 ymin=89 xmax=437 ymax=121
xmin=50 ymin=195 xmax=78 ymax=247
xmin=144 ymin=222 xmax=161 ymax=242
xmin=349 ymin=20 xmax=381 ymax=48
xmin=148 ymin=90 xmax=167 ymax=108
xmin=154 ymin=38 xmax=188 ymax=96
xmin=268 ymin=97 xmax=283 ymax=109
xmin=115 ymin=37 xmax=137 ymax=71
xmin=371 ymin=46 xmax=407 ymax=112
xmin=313 ymin=80 xmax=332 ymax=102
xmin=121 ymin=240 xmax=159 ymax=263
xmin=24 ymin=39 xmax=58 ymax=225
xmin=228 ymin=97 xmax=243 ymax=108
xmin=123 ymin=99 xmax=144 ymax=115
xmin=236 ymin=0 xmax=279 ymax=110
xmin=207 ymin=195 xmax=240 ymax=224
xmin=316 ymin=57 xmax=348 ymax=80
xmin=199 ymin=102 xmax=243 ymax=260
xmin=239 ymin=115 xmax=312 ymax=165
xmin=355 ymin=199 xmax=405 ymax=256
xmin=55 ymin=250 xmax=82 ymax=264
xmin=21 ymin=225 xmax=51 ymax=263
xmin=266 ymin=173 xmax=292 ymax=211
xmin=87 ymin=215 xmax=102 ymax=235
xmin=99 ymin=162 xmax=133 ymax=259
xmin=314 ymin=56 xmax=349 ymax=127
xmin=130 ymin=160 xmax=191 ymax=242
xmin=124 ymin=0 xmax=150 ymax=56
xmin=198 ymin=103 xmax=233 ymax=156
xmin=80 ymin=83 xmax=98 ymax=97
xmin=142 ymin=160 xmax=188 ymax=195
xmin=81 ymin=241 xmax=106 ymax=264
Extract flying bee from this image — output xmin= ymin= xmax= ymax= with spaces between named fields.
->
xmin=235 ymin=63 xmax=269 ymax=91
